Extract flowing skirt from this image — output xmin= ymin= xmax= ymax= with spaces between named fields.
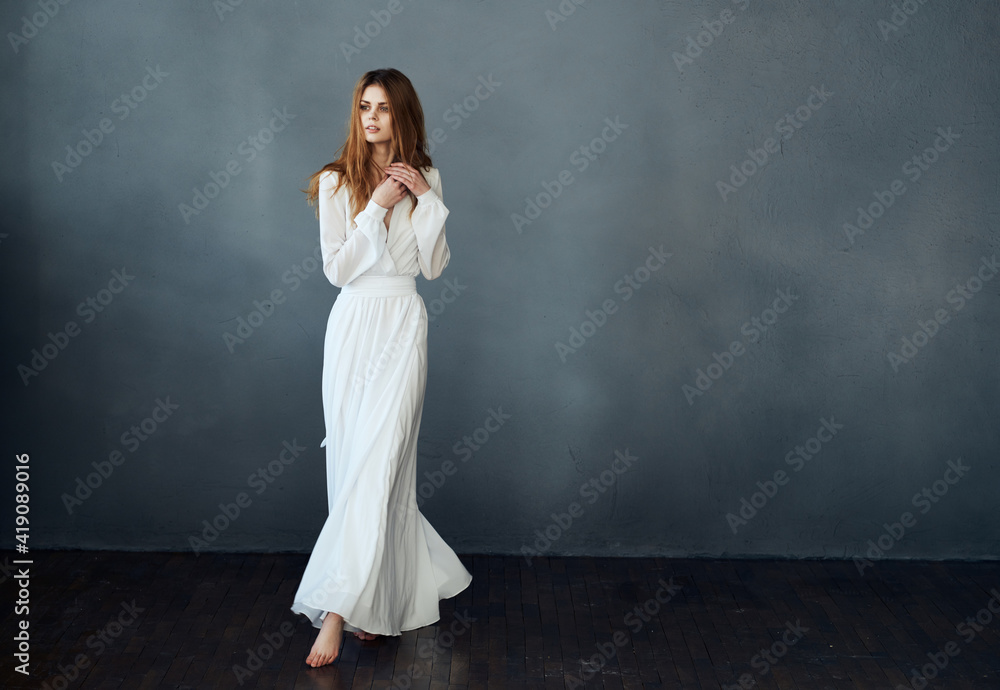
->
xmin=291 ymin=275 xmax=472 ymax=636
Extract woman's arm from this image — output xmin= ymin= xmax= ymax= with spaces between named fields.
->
xmin=318 ymin=170 xmax=389 ymax=288
xmin=411 ymin=168 xmax=451 ymax=281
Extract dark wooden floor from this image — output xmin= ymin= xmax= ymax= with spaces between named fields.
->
xmin=2 ymin=552 xmax=998 ymax=689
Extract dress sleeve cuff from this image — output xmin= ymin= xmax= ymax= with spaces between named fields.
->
xmin=416 ymin=188 xmax=440 ymax=204
xmin=362 ymin=199 xmax=389 ymax=220
xmin=354 ymin=199 xmax=388 ymax=252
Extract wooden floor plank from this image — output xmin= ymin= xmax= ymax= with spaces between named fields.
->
xmin=1 ymin=552 xmax=998 ymax=689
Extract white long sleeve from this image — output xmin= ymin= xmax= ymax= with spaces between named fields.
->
xmin=411 ymin=170 xmax=450 ymax=280
xmin=318 ymin=170 xmax=389 ymax=288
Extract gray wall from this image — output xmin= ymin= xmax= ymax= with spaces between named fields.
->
xmin=2 ymin=0 xmax=998 ymax=562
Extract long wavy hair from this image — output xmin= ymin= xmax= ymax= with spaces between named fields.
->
xmin=304 ymin=68 xmax=432 ymax=223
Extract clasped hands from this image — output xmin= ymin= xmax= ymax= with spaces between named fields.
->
xmin=371 ymin=162 xmax=430 ymax=210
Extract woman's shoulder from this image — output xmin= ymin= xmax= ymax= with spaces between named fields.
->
xmin=318 ymin=168 xmax=345 ymax=193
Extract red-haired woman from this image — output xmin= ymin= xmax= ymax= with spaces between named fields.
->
xmin=291 ymin=68 xmax=472 ymax=667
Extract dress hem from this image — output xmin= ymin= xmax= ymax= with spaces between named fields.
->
xmin=291 ymin=570 xmax=471 ymax=636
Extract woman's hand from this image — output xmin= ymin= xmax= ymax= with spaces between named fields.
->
xmin=386 ymin=162 xmax=431 ymax=197
xmin=371 ymin=173 xmax=408 ymax=210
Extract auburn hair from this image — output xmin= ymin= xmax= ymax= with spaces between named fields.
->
xmin=304 ymin=68 xmax=432 ymax=222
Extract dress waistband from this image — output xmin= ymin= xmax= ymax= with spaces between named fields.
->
xmin=340 ymin=275 xmax=416 ymax=297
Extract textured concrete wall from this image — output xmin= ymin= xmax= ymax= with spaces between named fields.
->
xmin=2 ymin=0 xmax=998 ymax=562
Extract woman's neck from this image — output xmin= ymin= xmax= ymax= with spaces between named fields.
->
xmin=371 ymin=143 xmax=393 ymax=171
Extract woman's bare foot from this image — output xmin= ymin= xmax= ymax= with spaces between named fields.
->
xmin=352 ymin=630 xmax=378 ymax=641
xmin=306 ymin=612 xmax=344 ymax=667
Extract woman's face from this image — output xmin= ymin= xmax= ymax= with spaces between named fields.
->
xmin=359 ymin=84 xmax=391 ymax=145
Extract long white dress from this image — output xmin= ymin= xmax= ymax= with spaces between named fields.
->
xmin=290 ymin=166 xmax=472 ymax=636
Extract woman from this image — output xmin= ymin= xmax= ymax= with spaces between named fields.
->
xmin=291 ymin=68 xmax=472 ymax=668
